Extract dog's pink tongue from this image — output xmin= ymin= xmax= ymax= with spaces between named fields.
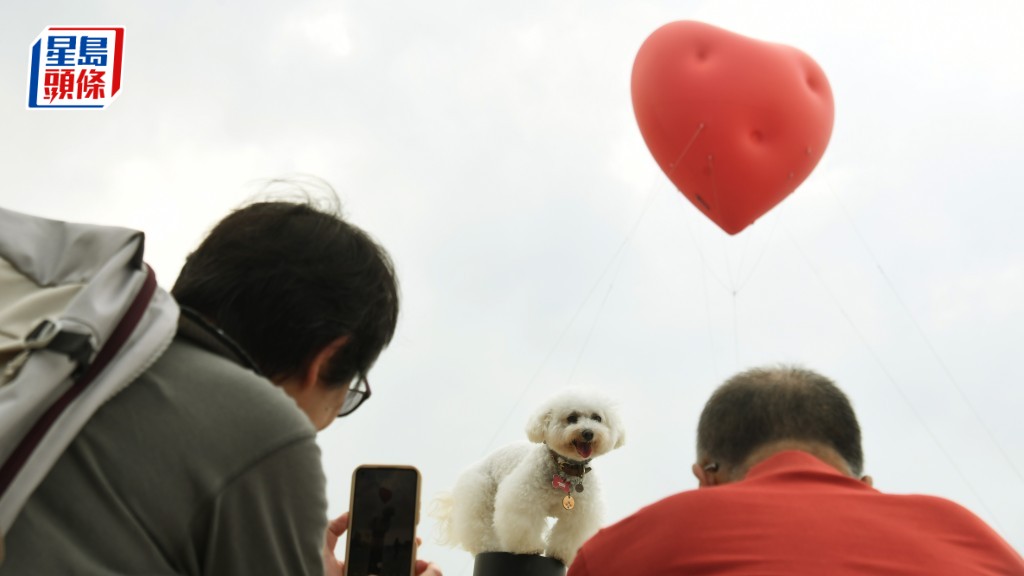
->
xmin=576 ymin=442 xmax=593 ymax=459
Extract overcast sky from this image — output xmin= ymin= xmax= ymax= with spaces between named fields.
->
xmin=4 ymin=1 xmax=1023 ymax=571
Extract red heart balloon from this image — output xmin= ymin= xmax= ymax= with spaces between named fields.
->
xmin=631 ymin=21 xmax=834 ymax=235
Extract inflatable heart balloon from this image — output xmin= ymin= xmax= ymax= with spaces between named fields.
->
xmin=631 ymin=21 xmax=834 ymax=235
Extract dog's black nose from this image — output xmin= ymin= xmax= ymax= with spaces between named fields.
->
xmin=582 ymin=430 xmax=594 ymax=442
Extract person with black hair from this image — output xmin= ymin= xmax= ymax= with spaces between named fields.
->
xmin=0 ymin=197 xmax=441 ymax=576
xmin=171 ymin=200 xmax=401 ymax=431
xmin=569 ymin=365 xmax=1023 ymax=575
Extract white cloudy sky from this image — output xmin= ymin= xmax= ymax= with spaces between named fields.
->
xmin=3 ymin=0 xmax=1023 ymax=570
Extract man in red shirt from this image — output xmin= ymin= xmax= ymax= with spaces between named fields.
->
xmin=568 ymin=366 xmax=1023 ymax=575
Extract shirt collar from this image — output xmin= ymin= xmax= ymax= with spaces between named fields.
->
xmin=745 ymin=450 xmax=856 ymax=481
xmin=176 ymin=306 xmax=263 ymax=376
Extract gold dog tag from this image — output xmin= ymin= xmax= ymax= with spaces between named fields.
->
xmin=562 ymin=495 xmax=575 ymax=510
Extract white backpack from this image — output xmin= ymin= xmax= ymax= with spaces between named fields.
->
xmin=0 ymin=207 xmax=179 ymax=547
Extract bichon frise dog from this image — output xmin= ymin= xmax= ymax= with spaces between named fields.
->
xmin=435 ymin=389 xmax=625 ymax=565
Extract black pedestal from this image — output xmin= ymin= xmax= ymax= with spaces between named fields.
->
xmin=473 ymin=552 xmax=566 ymax=576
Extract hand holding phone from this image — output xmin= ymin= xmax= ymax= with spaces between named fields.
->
xmin=344 ymin=465 xmax=421 ymax=576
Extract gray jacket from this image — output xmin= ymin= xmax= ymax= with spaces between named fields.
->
xmin=0 ymin=313 xmax=327 ymax=575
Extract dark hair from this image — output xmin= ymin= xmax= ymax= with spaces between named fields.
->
xmin=171 ymin=199 xmax=399 ymax=386
xmin=696 ymin=365 xmax=863 ymax=476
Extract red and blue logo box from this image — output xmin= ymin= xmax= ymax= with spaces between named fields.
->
xmin=28 ymin=26 xmax=124 ymax=109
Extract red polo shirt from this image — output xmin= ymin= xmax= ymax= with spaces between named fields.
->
xmin=569 ymin=451 xmax=1023 ymax=575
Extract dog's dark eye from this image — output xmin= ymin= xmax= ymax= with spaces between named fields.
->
xmin=592 ymin=414 xmax=602 ymax=423
xmin=567 ymin=414 xmax=578 ymax=424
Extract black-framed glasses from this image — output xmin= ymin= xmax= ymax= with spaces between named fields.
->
xmin=337 ymin=374 xmax=371 ymax=418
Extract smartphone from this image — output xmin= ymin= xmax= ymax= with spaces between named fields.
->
xmin=344 ymin=465 xmax=421 ymax=576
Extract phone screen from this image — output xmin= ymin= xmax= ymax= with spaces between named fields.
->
xmin=345 ymin=466 xmax=420 ymax=576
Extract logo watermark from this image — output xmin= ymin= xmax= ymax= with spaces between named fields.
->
xmin=27 ymin=26 xmax=124 ymax=109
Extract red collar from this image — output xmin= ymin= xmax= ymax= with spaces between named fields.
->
xmin=737 ymin=450 xmax=874 ymax=494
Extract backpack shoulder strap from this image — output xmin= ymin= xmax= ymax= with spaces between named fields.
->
xmin=0 ymin=207 xmax=179 ymax=534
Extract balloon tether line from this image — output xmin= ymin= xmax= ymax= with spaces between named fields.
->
xmin=674 ymin=194 xmax=727 ymax=376
xmin=666 ymin=122 xmax=705 ymax=178
xmin=707 ymin=153 xmax=743 ymax=365
xmin=731 ymin=290 xmax=740 ymax=368
xmin=734 ymin=208 xmax=784 ymax=293
xmin=478 ymin=122 xmax=709 ymax=460
xmin=668 ymin=124 xmax=741 ymax=375
xmin=734 ymin=222 xmax=755 ymax=288
xmin=567 ymin=279 xmax=618 ymax=387
xmin=476 ymin=182 xmax=660 ymax=459
xmin=700 ymin=235 xmax=719 ymax=376
xmin=706 ymin=154 xmax=738 ymax=290
xmin=678 ymin=208 xmax=731 ymax=292
xmin=827 ymin=184 xmax=1024 ymax=486
xmin=669 ymin=124 xmax=735 ymax=293
xmin=783 ymin=224 xmax=1003 ymax=530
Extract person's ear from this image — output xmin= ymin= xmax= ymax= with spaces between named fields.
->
xmin=692 ymin=463 xmax=719 ymax=488
xmin=860 ymin=474 xmax=874 ymax=488
xmin=300 ymin=336 xmax=351 ymax=390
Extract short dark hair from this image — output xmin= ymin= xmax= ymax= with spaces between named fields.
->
xmin=696 ymin=365 xmax=863 ymax=476
xmin=171 ymin=199 xmax=399 ymax=386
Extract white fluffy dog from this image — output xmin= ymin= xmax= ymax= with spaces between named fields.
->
xmin=435 ymin=389 xmax=625 ymax=565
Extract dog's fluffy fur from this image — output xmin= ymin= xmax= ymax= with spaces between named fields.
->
xmin=434 ymin=389 xmax=625 ymax=565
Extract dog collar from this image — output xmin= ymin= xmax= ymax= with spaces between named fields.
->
xmin=550 ymin=451 xmax=592 ymax=478
xmin=549 ymin=449 xmax=591 ymax=510
xmin=549 ymin=448 xmax=591 ymax=481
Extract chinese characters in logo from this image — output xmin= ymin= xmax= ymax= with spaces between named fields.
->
xmin=28 ymin=26 xmax=124 ymax=109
